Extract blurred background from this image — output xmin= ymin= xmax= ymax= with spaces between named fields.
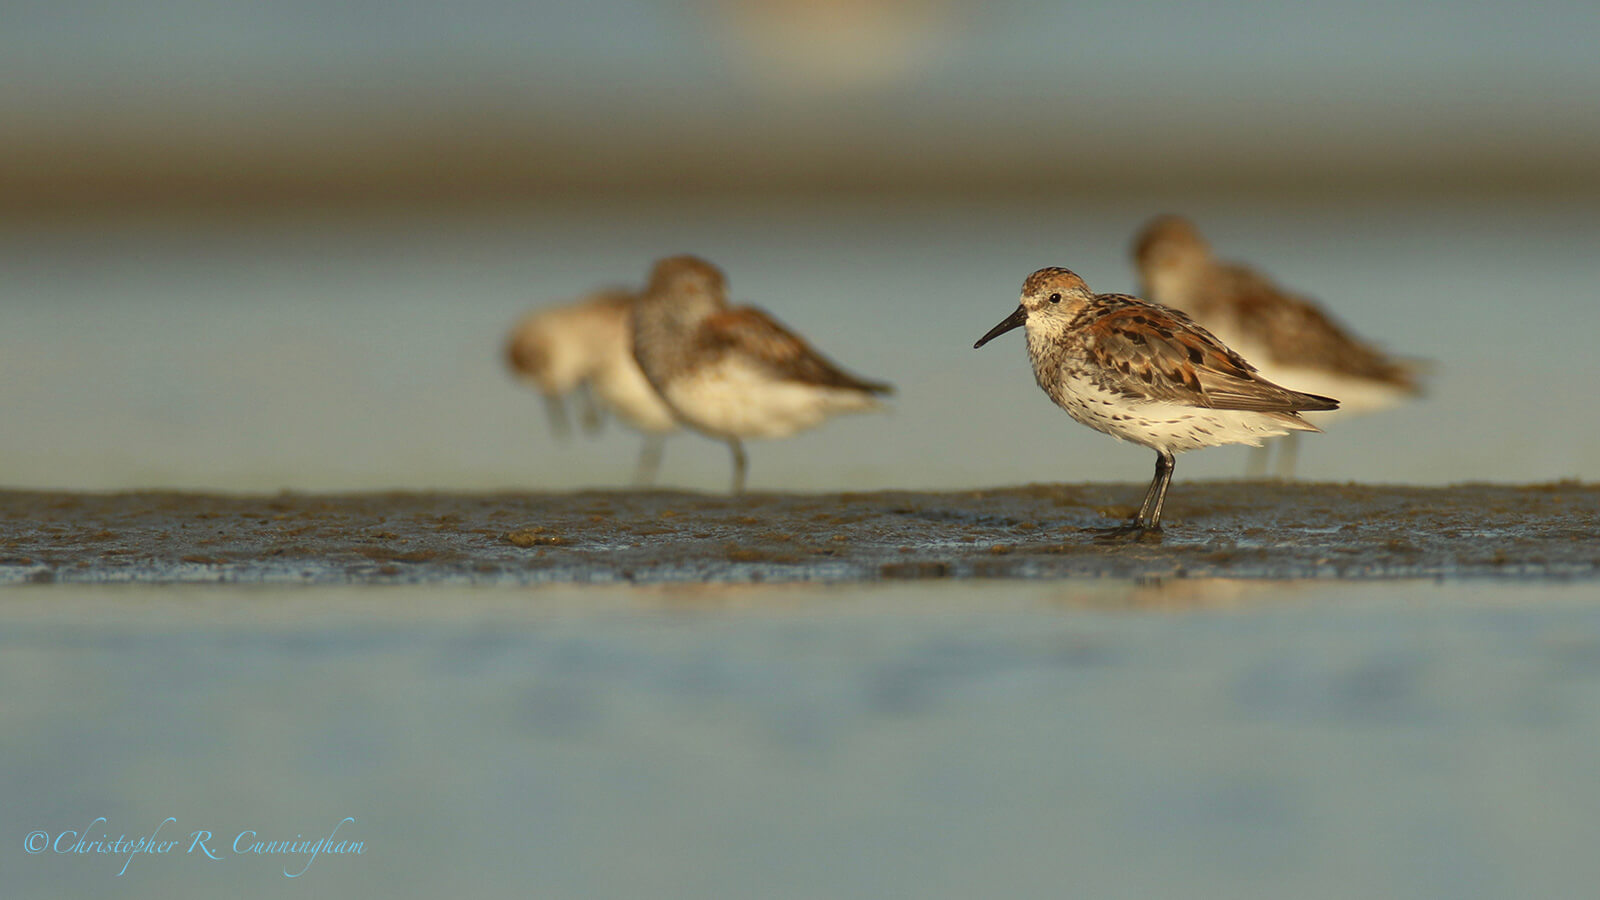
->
xmin=3 ymin=0 xmax=1598 ymax=491
xmin=7 ymin=8 xmax=1600 ymax=899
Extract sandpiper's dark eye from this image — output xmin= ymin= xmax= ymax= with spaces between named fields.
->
xmin=1049 ymin=293 xmax=1061 ymax=303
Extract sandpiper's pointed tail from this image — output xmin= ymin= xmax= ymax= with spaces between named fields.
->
xmin=1291 ymin=390 xmax=1340 ymax=412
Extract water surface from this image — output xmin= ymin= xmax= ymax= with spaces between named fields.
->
xmin=5 ymin=579 xmax=1600 ymax=898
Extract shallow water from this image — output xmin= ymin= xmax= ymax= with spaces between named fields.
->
xmin=5 ymin=579 xmax=1600 ymax=899
xmin=2 ymin=196 xmax=1596 ymax=493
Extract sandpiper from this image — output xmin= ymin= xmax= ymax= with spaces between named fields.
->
xmin=630 ymin=255 xmax=893 ymax=494
xmin=1132 ymin=215 xmax=1423 ymax=477
xmin=506 ymin=290 xmax=678 ymax=484
xmin=975 ymin=267 xmax=1339 ymax=535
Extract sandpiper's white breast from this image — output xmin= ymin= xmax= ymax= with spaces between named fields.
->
xmin=591 ymin=350 xmax=678 ymax=434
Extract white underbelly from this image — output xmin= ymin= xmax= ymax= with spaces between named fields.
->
xmin=664 ymin=363 xmax=882 ymax=440
xmin=1055 ymin=375 xmax=1315 ymax=454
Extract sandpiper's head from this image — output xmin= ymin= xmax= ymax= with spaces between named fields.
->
xmin=646 ymin=255 xmax=727 ymax=301
xmin=1131 ymin=214 xmax=1210 ymax=277
xmin=974 ymin=267 xmax=1094 ymax=349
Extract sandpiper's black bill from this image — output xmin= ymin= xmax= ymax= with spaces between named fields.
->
xmin=974 ymin=305 xmax=1027 ymax=349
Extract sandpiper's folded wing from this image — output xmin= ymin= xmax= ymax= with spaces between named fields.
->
xmin=1221 ymin=265 xmax=1424 ymax=392
xmin=1080 ymin=301 xmax=1339 ymax=414
xmin=700 ymin=306 xmax=894 ymax=395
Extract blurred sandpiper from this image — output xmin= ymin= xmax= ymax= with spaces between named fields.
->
xmin=1133 ymin=215 xmax=1424 ymax=478
xmin=507 ymin=290 xmax=679 ymax=484
xmin=630 ymin=255 xmax=893 ymax=494
xmin=975 ymin=267 xmax=1339 ymax=536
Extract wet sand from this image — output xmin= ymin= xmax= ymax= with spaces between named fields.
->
xmin=4 ymin=482 xmax=1595 ymax=585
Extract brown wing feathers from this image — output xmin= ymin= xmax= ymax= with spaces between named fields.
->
xmin=701 ymin=307 xmax=894 ymax=395
xmin=1085 ymin=304 xmax=1338 ymax=413
xmin=1223 ymin=266 xmax=1421 ymax=390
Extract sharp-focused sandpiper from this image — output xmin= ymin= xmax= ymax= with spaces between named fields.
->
xmin=975 ymin=267 xmax=1339 ymax=536
xmin=1133 ymin=215 xmax=1424 ymax=477
xmin=506 ymin=290 xmax=678 ymax=484
xmin=630 ymin=255 xmax=893 ymax=494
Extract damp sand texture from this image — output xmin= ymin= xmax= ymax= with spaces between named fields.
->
xmin=3 ymin=482 xmax=1596 ymax=585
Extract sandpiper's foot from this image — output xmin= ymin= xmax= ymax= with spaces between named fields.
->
xmin=1092 ymin=522 xmax=1163 ymax=544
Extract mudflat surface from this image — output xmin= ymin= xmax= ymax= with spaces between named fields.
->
xmin=3 ymin=482 xmax=1596 ymax=584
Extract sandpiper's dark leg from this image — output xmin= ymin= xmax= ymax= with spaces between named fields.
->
xmin=1134 ymin=456 xmax=1164 ymax=525
xmin=634 ymin=435 xmax=666 ymax=487
xmin=1145 ymin=451 xmax=1176 ymax=529
xmin=728 ymin=439 xmax=748 ymax=495
xmin=543 ymin=393 xmax=571 ymax=439
xmin=1274 ymin=433 xmax=1300 ymax=481
xmin=1096 ymin=450 xmax=1174 ymax=540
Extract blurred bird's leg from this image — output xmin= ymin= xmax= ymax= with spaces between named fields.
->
xmin=1245 ymin=443 xmax=1270 ymax=479
xmin=575 ymin=382 xmax=605 ymax=435
xmin=1274 ymin=432 xmax=1300 ymax=481
xmin=728 ymin=439 xmax=748 ymax=495
xmin=543 ymin=393 xmax=572 ymax=440
xmin=634 ymin=435 xmax=666 ymax=487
